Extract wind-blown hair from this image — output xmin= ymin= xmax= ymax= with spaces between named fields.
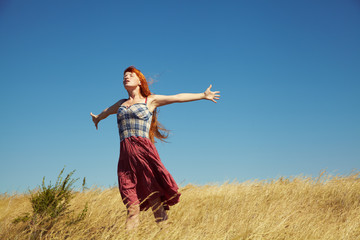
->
xmin=123 ymin=66 xmax=169 ymax=143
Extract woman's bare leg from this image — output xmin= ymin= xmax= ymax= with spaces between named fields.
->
xmin=149 ymin=197 xmax=168 ymax=223
xmin=125 ymin=204 xmax=140 ymax=230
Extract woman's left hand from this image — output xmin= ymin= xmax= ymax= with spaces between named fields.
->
xmin=204 ymin=85 xmax=220 ymax=103
xmin=90 ymin=112 xmax=100 ymax=130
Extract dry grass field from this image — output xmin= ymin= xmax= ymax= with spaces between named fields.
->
xmin=1 ymin=172 xmax=360 ymax=240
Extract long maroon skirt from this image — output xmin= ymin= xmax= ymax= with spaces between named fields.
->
xmin=117 ymin=136 xmax=180 ymax=211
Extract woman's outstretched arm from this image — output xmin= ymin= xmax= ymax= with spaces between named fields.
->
xmin=90 ymin=99 xmax=125 ymax=130
xmin=148 ymin=85 xmax=220 ymax=111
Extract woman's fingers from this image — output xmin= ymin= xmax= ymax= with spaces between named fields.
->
xmin=90 ymin=112 xmax=99 ymax=130
xmin=205 ymin=84 xmax=220 ymax=103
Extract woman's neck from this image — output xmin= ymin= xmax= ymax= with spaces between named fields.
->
xmin=126 ymin=87 xmax=143 ymax=101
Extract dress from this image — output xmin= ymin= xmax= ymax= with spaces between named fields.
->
xmin=117 ymin=99 xmax=180 ymax=211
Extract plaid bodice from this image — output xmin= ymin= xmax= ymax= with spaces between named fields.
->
xmin=117 ymin=103 xmax=153 ymax=142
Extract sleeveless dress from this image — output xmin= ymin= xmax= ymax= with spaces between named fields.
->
xmin=117 ymin=99 xmax=180 ymax=211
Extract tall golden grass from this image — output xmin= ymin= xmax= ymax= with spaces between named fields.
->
xmin=1 ymin=171 xmax=360 ymax=240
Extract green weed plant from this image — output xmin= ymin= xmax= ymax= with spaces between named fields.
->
xmin=13 ymin=168 xmax=88 ymax=239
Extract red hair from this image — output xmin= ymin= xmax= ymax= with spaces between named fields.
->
xmin=123 ymin=66 xmax=169 ymax=143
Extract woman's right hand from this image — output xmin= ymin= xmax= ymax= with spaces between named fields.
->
xmin=90 ymin=112 xmax=100 ymax=130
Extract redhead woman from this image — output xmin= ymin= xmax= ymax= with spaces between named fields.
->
xmin=90 ymin=66 xmax=220 ymax=229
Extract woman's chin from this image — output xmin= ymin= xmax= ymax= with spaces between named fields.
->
xmin=123 ymin=84 xmax=137 ymax=90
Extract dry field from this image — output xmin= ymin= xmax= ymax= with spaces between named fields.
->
xmin=1 ymin=172 xmax=360 ymax=240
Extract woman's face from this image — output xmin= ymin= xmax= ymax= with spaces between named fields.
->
xmin=123 ymin=71 xmax=141 ymax=89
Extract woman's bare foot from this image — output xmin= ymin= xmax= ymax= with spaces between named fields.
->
xmin=125 ymin=204 xmax=140 ymax=231
xmin=125 ymin=215 xmax=139 ymax=230
xmin=149 ymin=197 xmax=168 ymax=223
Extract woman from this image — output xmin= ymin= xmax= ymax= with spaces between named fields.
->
xmin=90 ymin=66 xmax=220 ymax=229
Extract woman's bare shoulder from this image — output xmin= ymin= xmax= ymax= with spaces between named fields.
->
xmin=146 ymin=94 xmax=158 ymax=103
xmin=147 ymin=94 xmax=159 ymax=112
xmin=112 ymin=98 xmax=127 ymax=108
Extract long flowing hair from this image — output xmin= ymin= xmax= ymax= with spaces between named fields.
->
xmin=123 ymin=66 xmax=169 ymax=143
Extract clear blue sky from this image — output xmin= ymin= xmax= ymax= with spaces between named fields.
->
xmin=1 ymin=0 xmax=359 ymax=194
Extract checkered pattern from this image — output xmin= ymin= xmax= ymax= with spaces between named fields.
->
xmin=117 ymin=103 xmax=153 ymax=141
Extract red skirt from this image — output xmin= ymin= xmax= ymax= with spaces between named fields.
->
xmin=117 ymin=136 xmax=181 ymax=211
